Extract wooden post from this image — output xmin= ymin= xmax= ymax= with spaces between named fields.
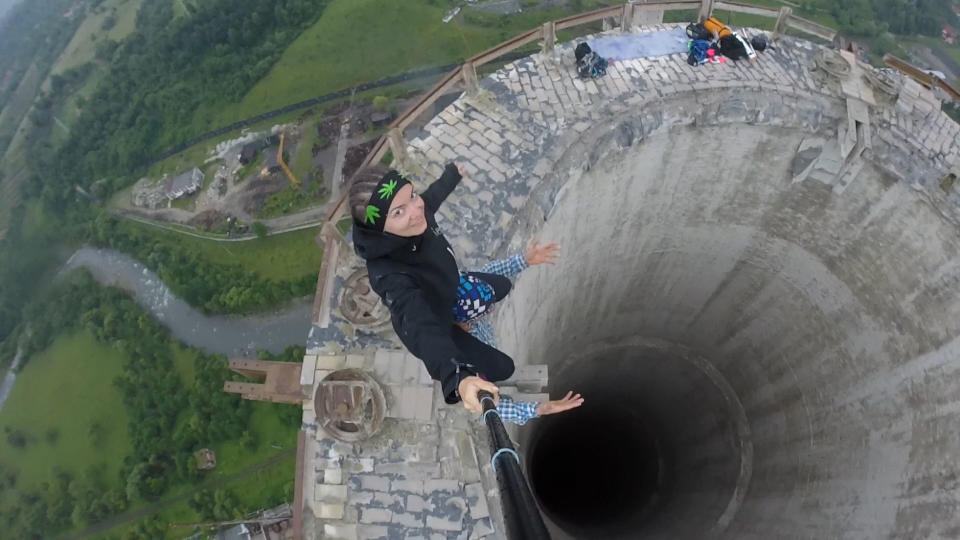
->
xmin=461 ymin=61 xmax=480 ymax=98
xmin=387 ymin=128 xmax=409 ymax=168
xmin=773 ymin=6 xmax=792 ymax=40
xmin=621 ymin=3 xmax=634 ymax=32
xmin=633 ymin=0 xmax=665 ymax=26
xmin=541 ymin=21 xmax=556 ymax=56
xmin=698 ymin=0 xmax=714 ymax=22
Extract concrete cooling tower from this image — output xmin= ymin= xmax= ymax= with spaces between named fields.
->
xmin=295 ymin=23 xmax=960 ymax=540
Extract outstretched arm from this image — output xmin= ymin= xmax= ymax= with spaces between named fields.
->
xmin=476 ymin=241 xmax=561 ymax=279
xmin=493 ymin=391 xmax=584 ymax=425
xmin=421 ymin=162 xmax=465 ymax=213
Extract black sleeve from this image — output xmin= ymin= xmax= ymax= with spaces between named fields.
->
xmin=420 ymin=163 xmax=463 ymax=214
xmin=373 ymin=272 xmax=474 ymax=403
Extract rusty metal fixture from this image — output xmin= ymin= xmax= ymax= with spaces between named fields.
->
xmin=339 ymin=268 xmax=391 ymax=328
xmin=814 ymin=49 xmax=851 ymax=79
xmin=862 ymin=67 xmax=901 ymax=102
xmin=315 ymin=369 xmax=385 ymax=442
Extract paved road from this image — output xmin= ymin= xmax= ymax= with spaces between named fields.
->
xmin=71 ymin=448 xmax=297 ymax=539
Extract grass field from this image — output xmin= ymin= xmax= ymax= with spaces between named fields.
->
xmin=0 ymin=63 xmax=42 ymax=151
xmin=0 ymin=332 xmax=131 ymax=500
xmin=0 ymin=327 xmax=299 ymax=538
xmin=52 ymin=0 xmax=143 ymax=75
xmin=127 ymin=221 xmax=324 ymax=282
xmin=200 ymin=0 xmax=607 ymax=131
xmin=94 ymin=452 xmax=295 ymax=539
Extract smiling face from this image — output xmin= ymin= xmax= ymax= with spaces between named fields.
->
xmin=382 ymin=183 xmax=427 ymax=237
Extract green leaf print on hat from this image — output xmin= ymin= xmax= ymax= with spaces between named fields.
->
xmin=365 ymin=205 xmax=381 ymax=225
xmin=378 ymin=179 xmax=398 ymax=200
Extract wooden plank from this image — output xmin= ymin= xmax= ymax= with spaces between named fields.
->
xmin=292 ymin=430 xmax=306 ymax=540
xmin=635 ymin=1 xmax=700 ymax=11
xmin=470 ymin=28 xmax=542 ymax=66
xmin=313 ymin=233 xmax=339 ymax=327
xmin=884 ymin=54 xmax=960 ymax=101
xmin=391 ymin=69 xmax=462 ymax=131
xmin=786 ymin=15 xmax=836 ymax=41
xmin=555 ymin=5 xmax=623 ymax=30
xmin=714 ymin=1 xmax=779 ymax=17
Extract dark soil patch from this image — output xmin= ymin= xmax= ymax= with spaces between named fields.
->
xmin=342 ymin=140 xmax=378 ymax=179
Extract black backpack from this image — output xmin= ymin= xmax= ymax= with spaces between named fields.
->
xmin=686 ymin=23 xmax=713 ymax=41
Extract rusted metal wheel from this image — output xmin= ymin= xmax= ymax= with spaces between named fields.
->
xmin=339 ymin=268 xmax=391 ymax=328
xmin=315 ymin=369 xmax=385 ymax=442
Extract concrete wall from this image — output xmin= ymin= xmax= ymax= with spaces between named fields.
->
xmin=496 ymin=116 xmax=960 ymax=538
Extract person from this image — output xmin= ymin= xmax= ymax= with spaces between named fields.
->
xmin=348 ymin=163 xmax=583 ymax=419
xmin=701 ymin=16 xmax=757 ymax=61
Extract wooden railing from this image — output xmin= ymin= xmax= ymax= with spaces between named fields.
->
xmin=884 ymin=54 xmax=960 ymax=101
xmin=308 ymin=0 xmax=901 ymax=325
xmin=331 ymin=0 xmax=838 ymax=227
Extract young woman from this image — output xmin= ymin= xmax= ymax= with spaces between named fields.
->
xmin=348 ymin=163 xmax=581 ymax=417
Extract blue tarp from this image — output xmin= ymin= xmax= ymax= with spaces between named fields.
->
xmin=587 ymin=28 xmax=690 ymax=61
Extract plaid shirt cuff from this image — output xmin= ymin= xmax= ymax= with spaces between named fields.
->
xmin=491 ymin=395 xmax=539 ymax=425
xmin=477 ymin=253 xmax=528 ymax=279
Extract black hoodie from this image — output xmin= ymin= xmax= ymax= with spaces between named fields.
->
xmin=353 ymin=163 xmax=473 ymax=403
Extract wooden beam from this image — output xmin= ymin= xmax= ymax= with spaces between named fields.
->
xmin=786 ymin=14 xmax=837 ymax=41
xmin=773 ymin=6 xmax=792 ymax=40
xmin=541 ymin=21 xmax=556 ymax=55
xmin=698 ymin=0 xmax=715 ymax=22
xmin=714 ymin=1 xmax=779 ymax=17
xmin=461 ymin=61 xmax=480 ymax=97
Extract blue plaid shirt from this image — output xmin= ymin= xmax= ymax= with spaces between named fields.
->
xmin=468 ymin=253 xmax=540 ymax=425
xmin=490 ymin=395 xmax=539 ymax=425
xmin=467 ymin=253 xmax=528 ymax=346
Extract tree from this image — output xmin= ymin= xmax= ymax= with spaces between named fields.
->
xmin=241 ymin=429 xmax=258 ymax=451
xmin=5 ymin=426 xmax=27 ymax=448
xmin=251 ymin=221 xmax=268 ymax=238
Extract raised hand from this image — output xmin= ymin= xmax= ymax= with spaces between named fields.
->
xmin=525 ymin=241 xmax=560 ymax=266
xmin=536 ymin=391 xmax=584 ymax=416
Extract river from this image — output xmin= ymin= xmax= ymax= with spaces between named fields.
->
xmin=62 ymin=246 xmax=312 ymax=357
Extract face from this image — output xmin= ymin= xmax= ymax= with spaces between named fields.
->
xmin=382 ymin=183 xmax=427 ymax=237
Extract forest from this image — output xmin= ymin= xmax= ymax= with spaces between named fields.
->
xmin=2 ymin=270 xmax=301 ymax=538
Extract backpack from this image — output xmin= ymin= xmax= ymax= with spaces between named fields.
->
xmin=577 ymin=51 xmax=608 ymax=78
xmin=686 ymin=39 xmax=712 ymax=66
xmin=685 ymin=23 xmax=713 ymax=42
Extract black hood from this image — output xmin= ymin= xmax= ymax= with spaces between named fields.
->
xmin=352 ymin=223 xmax=422 ymax=260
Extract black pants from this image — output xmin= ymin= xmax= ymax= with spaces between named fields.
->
xmin=451 ymin=271 xmax=515 ymax=382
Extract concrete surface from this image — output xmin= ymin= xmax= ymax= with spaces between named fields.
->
xmin=307 ymin=23 xmax=960 ymax=540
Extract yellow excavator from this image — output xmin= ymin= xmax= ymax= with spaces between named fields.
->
xmin=277 ymin=132 xmax=299 ymax=185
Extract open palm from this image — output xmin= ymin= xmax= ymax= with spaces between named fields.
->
xmin=525 ymin=241 xmax=560 ymax=266
xmin=536 ymin=391 xmax=584 ymax=416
